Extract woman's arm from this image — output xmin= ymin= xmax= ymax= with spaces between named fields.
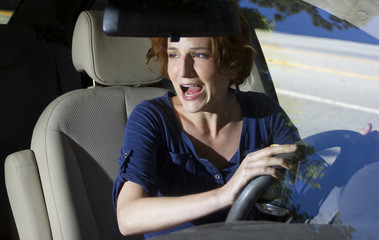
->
xmin=116 ymin=144 xmax=296 ymax=236
xmin=116 ymin=181 xmax=227 ymax=236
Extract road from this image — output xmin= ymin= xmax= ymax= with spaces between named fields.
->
xmin=256 ymin=31 xmax=379 ymax=138
xmin=0 ymin=10 xmax=12 ymax=24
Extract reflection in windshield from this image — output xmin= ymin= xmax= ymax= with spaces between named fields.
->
xmin=239 ymin=0 xmax=379 ymax=44
xmin=302 ymin=0 xmax=379 ymax=40
xmin=242 ymin=0 xmax=353 ymax=30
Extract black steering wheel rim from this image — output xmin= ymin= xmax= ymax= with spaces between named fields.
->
xmin=226 ymin=130 xmax=374 ymax=222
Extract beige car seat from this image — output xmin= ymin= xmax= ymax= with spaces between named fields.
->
xmin=5 ymin=11 xmax=169 ymax=240
xmin=0 ymin=23 xmax=82 ymax=238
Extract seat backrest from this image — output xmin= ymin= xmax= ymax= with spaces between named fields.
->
xmin=5 ymin=10 xmax=270 ymax=240
xmin=28 ymin=11 xmax=168 ymax=240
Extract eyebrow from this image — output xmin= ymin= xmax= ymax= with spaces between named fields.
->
xmin=167 ymin=47 xmax=211 ymax=51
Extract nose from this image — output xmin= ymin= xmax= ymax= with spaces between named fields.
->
xmin=179 ymin=55 xmax=197 ymax=78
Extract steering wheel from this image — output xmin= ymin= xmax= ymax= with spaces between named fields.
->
xmin=226 ymin=130 xmax=374 ymax=222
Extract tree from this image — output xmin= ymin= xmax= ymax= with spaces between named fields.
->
xmin=239 ymin=0 xmax=355 ymax=31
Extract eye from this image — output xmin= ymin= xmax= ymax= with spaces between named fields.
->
xmin=192 ymin=52 xmax=210 ymax=59
xmin=168 ymin=52 xmax=179 ymax=58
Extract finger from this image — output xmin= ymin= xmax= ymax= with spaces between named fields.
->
xmin=272 ymin=168 xmax=284 ymax=180
xmin=359 ymin=123 xmax=372 ymax=135
xmin=246 ymin=144 xmax=297 ymax=160
xmin=244 ymin=156 xmax=293 ymax=170
xmin=253 ymin=167 xmax=284 ymax=180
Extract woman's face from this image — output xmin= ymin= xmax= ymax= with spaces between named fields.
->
xmin=167 ymin=37 xmax=231 ymax=113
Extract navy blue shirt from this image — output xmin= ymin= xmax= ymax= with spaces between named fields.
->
xmin=113 ymin=90 xmax=323 ymax=238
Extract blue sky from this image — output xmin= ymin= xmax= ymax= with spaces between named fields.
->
xmin=239 ymin=0 xmax=379 ymax=45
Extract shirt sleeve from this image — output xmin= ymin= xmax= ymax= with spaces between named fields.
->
xmin=112 ymin=101 xmax=162 ymax=210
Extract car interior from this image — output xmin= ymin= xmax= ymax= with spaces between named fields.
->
xmin=4 ymin=10 xmax=167 ymax=240
xmin=3 ymin=8 xmax=272 ymax=239
xmin=2 ymin=0 xmax=378 ymax=239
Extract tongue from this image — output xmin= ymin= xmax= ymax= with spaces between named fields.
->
xmin=186 ymin=86 xmax=202 ymax=95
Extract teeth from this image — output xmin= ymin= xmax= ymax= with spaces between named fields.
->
xmin=181 ymin=84 xmax=203 ymax=97
xmin=184 ymin=92 xmax=201 ymax=97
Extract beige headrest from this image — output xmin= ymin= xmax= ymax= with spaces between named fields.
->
xmin=72 ymin=11 xmax=161 ymax=86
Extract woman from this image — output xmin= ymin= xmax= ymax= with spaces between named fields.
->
xmin=113 ymin=6 xmax=308 ymax=238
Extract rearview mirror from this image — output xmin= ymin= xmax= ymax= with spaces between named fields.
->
xmin=103 ymin=0 xmax=241 ymax=42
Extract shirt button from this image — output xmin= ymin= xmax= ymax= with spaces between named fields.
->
xmin=215 ymin=174 xmax=221 ymax=180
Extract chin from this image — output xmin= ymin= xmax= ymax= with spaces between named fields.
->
xmin=181 ymin=101 xmax=205 ymax=113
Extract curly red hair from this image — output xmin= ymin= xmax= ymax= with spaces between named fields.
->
xmin=145 ymin=1 xmax=255 ymax=86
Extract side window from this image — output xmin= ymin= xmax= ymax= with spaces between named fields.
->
xmin=0 ymin=0 xmax=22 ymax=24
xmin=240 ymin=0 xmax=379 ymax=138
xmin=0 ymin=10 xmax=12 ymax=24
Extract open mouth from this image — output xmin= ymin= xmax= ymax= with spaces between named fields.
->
xmin=180 ymin=84 xmax=203 ymax=98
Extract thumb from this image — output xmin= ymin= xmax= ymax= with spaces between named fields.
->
xmin=359 ymin=123 xmax=372 ymax=135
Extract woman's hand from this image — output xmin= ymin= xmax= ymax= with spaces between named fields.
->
xmin=218 ymin=144 xmax=297 ymax=206
xmin=117 ymin=144 xmax=298 ymax=236
xmin=359 ymin=123 xmax=379 ymax=165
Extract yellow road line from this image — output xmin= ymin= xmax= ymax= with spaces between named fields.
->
xmin=0 ymin=10 xmax=13 ymax=17
xmin=268 ymin=58 xmax=379 ymax=82
xmin=261 ymin=44 xmax=379 ymax=66
xmin=277 ymin=88 xmax=379 ymax=115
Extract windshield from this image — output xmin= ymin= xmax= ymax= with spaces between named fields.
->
xmin=241 ymin=0 xmax=379 ymax=137
xmin=239 ymin=0 xmax=379 ymax=238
